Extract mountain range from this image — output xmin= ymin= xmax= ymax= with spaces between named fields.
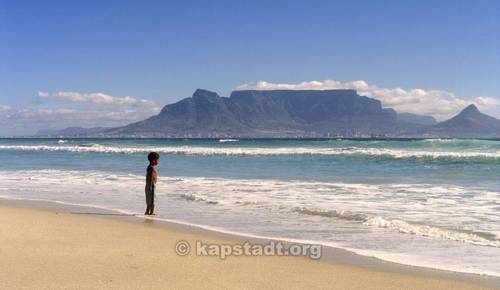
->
xmin=36 ymin=89 xmax=500 ymax=138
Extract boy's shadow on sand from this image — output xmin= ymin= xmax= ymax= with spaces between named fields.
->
xmin=69 ymin=212 xmax=157 ymax=225
xmin=70 ymin=212 xmax=135 ymax=217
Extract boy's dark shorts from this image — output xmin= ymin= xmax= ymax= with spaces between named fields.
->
xmin=145 ymin=186 xmax=155 ymax=206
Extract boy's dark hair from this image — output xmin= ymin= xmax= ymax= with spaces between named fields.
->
xmin=148 ymin=152 xmax=160 ymax=162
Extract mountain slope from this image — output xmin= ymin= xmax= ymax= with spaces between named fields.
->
xmin=397 ymin=112 xmax=437 ymax=126
xmin=423 ymin=105 xmax=500 ymax=137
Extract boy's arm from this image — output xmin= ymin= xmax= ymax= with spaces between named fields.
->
xmin=146 ymin=167 xmax=154 ymax=190
xmin=152 ymin=168 xmax=158 ymax=185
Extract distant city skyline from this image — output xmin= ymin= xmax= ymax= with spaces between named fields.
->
xmin=0 ymin=0 xmax=498 ymax=135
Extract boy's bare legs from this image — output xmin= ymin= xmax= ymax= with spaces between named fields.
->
xmin=145 ymin=203 xmax=154 ymax=215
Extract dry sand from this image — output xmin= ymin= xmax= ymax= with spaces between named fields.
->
xmin=0 ymin=204 xmax=494 ymax=289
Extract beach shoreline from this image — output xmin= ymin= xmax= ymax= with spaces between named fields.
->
xmin=0 ymin=197 xmax=498 ymax=289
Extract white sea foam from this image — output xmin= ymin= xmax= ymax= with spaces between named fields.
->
xmin=291 ymin=207 xmax=369 ymax=221
xmin=0 ymin=169 xmax=498 ymax=248
xmin=291 ymin=207 xmax=500 ymax=247
xmin=2 ymin=144 xmax=500 ymax=160
xmin=363 ymin=217 xmax=500 ymax=247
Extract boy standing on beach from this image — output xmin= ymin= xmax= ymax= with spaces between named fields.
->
xmin=145 ymin=152 xmax=160 ymax=215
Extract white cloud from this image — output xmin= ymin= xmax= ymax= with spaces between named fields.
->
xmin=1 ymin=90 xmax=164 ymax=135
xmin=38 ymin=91 xmax=156 ymax=107
xmin=0 ymin=105 xmax=11 ymax=112
xmin=236 ymin=80 xmax=498 ymax=120
xmin=473 ymin=96 xmax=500 ymax=107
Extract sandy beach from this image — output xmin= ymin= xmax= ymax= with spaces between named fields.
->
xmin=0 ymin=202 xmax=495 ymax=290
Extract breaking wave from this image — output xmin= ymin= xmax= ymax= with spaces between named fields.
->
xmin=291 ymin=207 xmax=369 ymax=221
xmin=2 ymin=144 xmax=500 ymax=162
xmin=363 ymin=217 xmax=500 ymax=248
xmin=291 ymin=207 xmax=500 ymax=247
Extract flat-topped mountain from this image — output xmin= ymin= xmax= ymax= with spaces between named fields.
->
xmin=102 ymin=89 xmax=417 ymax=137
xmin=421 ymin=104 xmax=500 ymax=138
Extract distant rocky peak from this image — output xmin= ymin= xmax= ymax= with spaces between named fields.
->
xmin=192 ymin=89 xmax=220 ymax=100
xmin=459 ymin=104 xmax=480 ymax=116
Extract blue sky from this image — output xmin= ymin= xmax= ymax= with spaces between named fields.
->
xmin=0 ymin=0 xmax=499 ymax=135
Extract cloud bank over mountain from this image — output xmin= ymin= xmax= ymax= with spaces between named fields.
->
xmin=237 ymin=80 xmax=498 ymax=120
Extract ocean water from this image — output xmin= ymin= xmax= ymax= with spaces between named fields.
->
xmin=0 ymin=138 xmax=499 ymax=276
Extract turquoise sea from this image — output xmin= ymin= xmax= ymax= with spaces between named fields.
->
xmin=0 ymin=138 xmax=499 ymax=276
